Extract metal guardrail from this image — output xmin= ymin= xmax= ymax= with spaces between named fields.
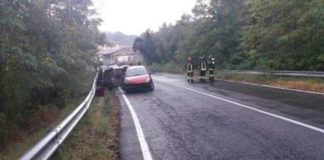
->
xmin=20 ymin=74 xmax=98 ymax=160
xmin=223 ymin=70 xmax=324 ymax=78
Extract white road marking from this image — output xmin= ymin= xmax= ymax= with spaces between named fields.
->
xmin=154 ymin=74 xmax=324 ymax=95
xmin=118 ymin=88 xmax=153 ymax=160
xmin=158 ymin=81 xmax=324 ymax=134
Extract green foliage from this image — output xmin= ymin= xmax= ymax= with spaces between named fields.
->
xmin=134 ymin=0 xmax=324 ymax=71
xmin=0 ymin=0 xmax=104 ymax=147
xmin=150 ymin=61 xmax=184 ymax=74
xmin=242 ymin=0 xmax=324 ymax=70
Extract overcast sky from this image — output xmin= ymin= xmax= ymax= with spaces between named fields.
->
xmin=93 ymin=0 xmax=197 ymax=35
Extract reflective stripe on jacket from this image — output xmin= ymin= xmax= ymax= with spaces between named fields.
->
xmin=187 ymin=64 xmax=193 ymax=72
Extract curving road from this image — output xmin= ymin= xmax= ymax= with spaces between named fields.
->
xmin=118 ymin=74 xmax=324 ymax=160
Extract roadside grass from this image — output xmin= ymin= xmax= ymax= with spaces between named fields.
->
xmin=216 ymin=71 xmax=324 ymax=93
xmin=0 ymin=73 xmax=94 ymax=160
xmin=0 ymin=97 xmax=85 ymax=160
xmin=52 ymin=90 xmax=119 ymax=160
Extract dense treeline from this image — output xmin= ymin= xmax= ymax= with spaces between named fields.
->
xmin=133 ymin=0 xmax=324 ymax=71
xmin=0 ymin=0 xmax=104 ymax=147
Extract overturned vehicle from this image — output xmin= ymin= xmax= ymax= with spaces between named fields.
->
xmin=96 ymin=65 xmax=128 ymax=90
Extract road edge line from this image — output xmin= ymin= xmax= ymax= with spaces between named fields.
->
xmin=170 ymin=83 xmax=324 ymax=134
xmin=118 ymin=88 xmax=153 ymax=160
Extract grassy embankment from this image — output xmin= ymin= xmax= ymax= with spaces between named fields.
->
xmin=216 ymin=71 xmax=324 ymax=93
xmin=150 ymin=63 xmax=324 ymax=93
xmin=0 ymin=73 xmax=95 ymax=160
xmin=52 ymin=90 xmax=119 ymax=160
xmin=0 ymin=97 xmax=86 ymax=160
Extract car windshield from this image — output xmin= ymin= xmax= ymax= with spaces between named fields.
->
xmin=125 ymin=67 xmax=147 ymax=77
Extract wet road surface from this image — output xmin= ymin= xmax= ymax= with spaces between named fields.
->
xmin=118 ymin=74 xmax=324 ymax=160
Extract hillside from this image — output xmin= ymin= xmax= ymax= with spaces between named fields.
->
xmin=106 ymin=32 xmax=136 ymax=46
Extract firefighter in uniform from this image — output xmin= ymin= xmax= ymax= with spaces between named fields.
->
xmin=208 ymin=55 xmax=216 ymax=83
xmin=198 ymin=56 xmax=207 ymax=82
xmin=186 ymin=56 xmax=194 ymax=83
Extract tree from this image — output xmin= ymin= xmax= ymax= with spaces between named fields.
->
xmin=242 ymin=0 xmax=324 ymax=70
xmin=0 ymin=0 xmax=105 ymax=147
xmin=134 ymin=0 xmax=323 ymax=71
xmin=133 ymin=30 xmax=157 ymax=64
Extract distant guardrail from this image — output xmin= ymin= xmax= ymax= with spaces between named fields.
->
xmin=19 ymin=74 xmax=98 ymax=160
xmin=223 ymin=70 xmax=324 ymax=78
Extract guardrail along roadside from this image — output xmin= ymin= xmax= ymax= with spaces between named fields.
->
xmin=223 ymin=70 xmax=324 ymax=78
xmin=19 ymin=74 xmax=98 ymax=160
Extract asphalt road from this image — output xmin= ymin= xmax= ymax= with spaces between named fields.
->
xmin=118 ymin=74 xmax=324 ymax=160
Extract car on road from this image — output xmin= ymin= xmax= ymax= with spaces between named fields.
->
xmin=122 ymin=65 xmax=154 ymax=93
